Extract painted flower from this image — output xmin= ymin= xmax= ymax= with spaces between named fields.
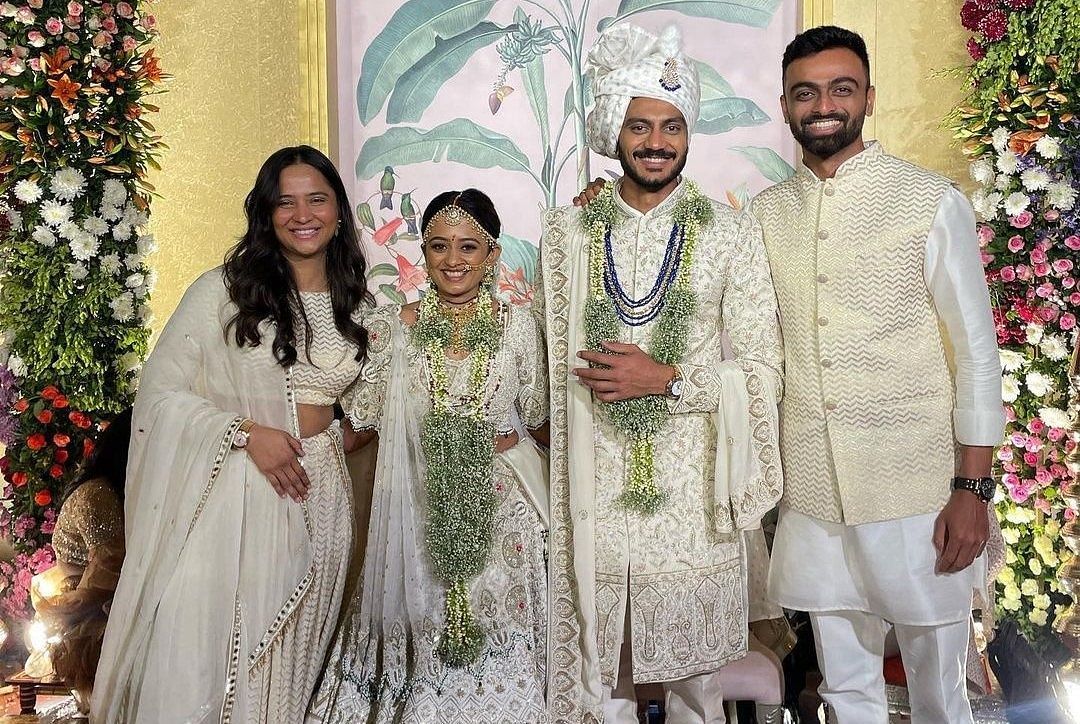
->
xmin=393 ymin=254 xmax=426 ymax=295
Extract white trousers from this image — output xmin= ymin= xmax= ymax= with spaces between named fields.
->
xmin=810 ymin=610 xmax=973 ymax=724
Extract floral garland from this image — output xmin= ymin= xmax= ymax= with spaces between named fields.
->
xmin=0 ymin=0 xmax=163 ymax=624
xmin=950 ymin=0 xmax=1080 ymax=649
xmin=412 ymin=290 xmax=502 ymax=666
xmin=580 ymin=180 xmax=712 ymax=515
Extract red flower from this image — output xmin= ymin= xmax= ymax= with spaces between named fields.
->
xmin=40 ymin=385 xmax=60 ymax=401
xmin=10 ymin=471 xmax=27 ymax=487
xmin=26 ymin=433 xmax=47 ymax=451
xmin=960 ymin=0 xmax=987 ymax=31
xmin=68 ymin=411 xmax=92 ymax=429
xmin=35 ymin=409 xmax=53 ymax=424
xmin=54 ymin=449 xmax=69 ymax=464
xmin=52 ymin=395 xmax=69 ymax=409
xmin=52 ymin=433 xmax=70 ymax=448
xmin=978 ymin=9 xmax=1008 ymax=42
xmin=34 ymin=490 xmax=52 ymax=506
xmin=13 ymin=398 xmax=29 ymax=413
xmin=1003 ymin=0 xmax=1034 ymax=8
xmin=83 ymin=438 xmax=94 ymax=458
xmin=372 ymin=218 xmax=404 ymax=246
xmin=47 ymin=465 xmax=63 ymax=480
xmin=967 ymin=38 xmax=986 ymax=61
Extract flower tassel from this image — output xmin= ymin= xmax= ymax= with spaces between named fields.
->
xmin=615 ymin=436 xmax=668 ymax=515
xmin=437 ymin=578 xmax=486 ymax=667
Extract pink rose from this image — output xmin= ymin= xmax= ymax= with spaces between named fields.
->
xmin=980 ymin=251 xmax=995 ymax=265
xmin=1007 ymin=235 xmax=1025 ymax=252
xmin=116 ymin=1 xmax=132 ymax=17
xmin=101 ymin=15 xmax=116 ymax=32
xmin=1070 ymin=292 xmax=1080 ymax=305
xmin=1060 ymin=312 xmax=1076 ymax=330
xmin=1026 ymin=436 xmax=1044 ymax=452
xmin=1016 ymin=265 xmax=1033 ymax=281
xmin=101 ymin=2 xmax=113 ymax=14
xmin=1005 ymin=405 xmax=1017 ymax=422
xmin=91 ymin=30 xmax=110 ymax=47
xmin=1010 ymin=211 xmax=1034 ymax=228
xmin=1044 ymin=209 xmax=1060 ymax=222
xmin=1038 ymin=304 xmax=1057 ymax=320
xmin=997 ymin=447 xmax=1014 ymax=461
xmin=977 ymin=224 xmax=994 ymax=246
xmin=27 ymin=57 xmax=40 ymax=72
xmin=1065 ymin=507 xmax=1076 ymax=521
xmin=1003 ymin=461 xmax=1019 ymax=473
xmin=44 ymin=16 xmax=62 ymax=33
xmin=1049 ymin=427 xmax=1067 ymax=442
xmin=0 ymin=56 xmax=26 ymax=76
xmin=1065 ymin=235 xmax=1080 ymax=251
xmin=141 ymin=13 xmax=156 ymax=29
xmin=1034 ymin=497 xmax=1052 ymax=514
xmin=999 ymin=265 xmax=1017 ymax=282
xmin=1023 ymin=451 xmax=1039 ymax=466
xmin=67 ymin=1 xmax=82 ymax=16
xmin=121 ymin=34 xmax=136 ymax=51
xmin=1010 ymin=432 xmax=1028 ymax=447
xmin=64 ymin=31 xmax=79 ymax=43
xmin=26 ymin=30 xmax=44 ymax=47
xmin=14 ymin=6 xmax=35 ymax=23
xmin=1030 ymin=248 xmax=1048 ymax=264
xmin=1028 ymin=418 xmax=1046 ymax=434
xmin=1052 ymin=258 xmax=1074 ymax=274
xmin=28 ymin=0 xmax=42 ymax=6
xmin=1064 ymin=277 xmax=1076 ymax=289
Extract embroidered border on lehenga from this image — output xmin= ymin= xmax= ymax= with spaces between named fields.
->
xmin=188 ymin=418 xmax=244 ymax=535
xmin=220 ymin=596 xmax=243 ymax=722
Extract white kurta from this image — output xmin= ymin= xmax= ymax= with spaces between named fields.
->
xmin=768 ymin=186 xmax=1005 ymax=623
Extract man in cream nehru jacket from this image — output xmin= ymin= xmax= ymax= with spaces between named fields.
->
xmin=537 ymin=23 xmax=784 ymax=723
xmin=752 ymin=26 xmax=1005 ymax=723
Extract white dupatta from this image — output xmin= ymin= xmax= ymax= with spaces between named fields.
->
xmin=93 ymin=269 xmax=316 ymax=723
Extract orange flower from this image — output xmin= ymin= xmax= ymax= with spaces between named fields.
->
xmin=48 ymin=74 xmax=82 ymax=112
xmin=40 ymin=46 xmax=74 ymax=76
xmin=394 ymin=253 xmax=427 ymax=294
xmin=10 ymin=471 xmax=27 ymax=487
xmin=54 ymin=449 xmax=69 ymax=464
xmin=35 ymin=489 xmax=53 ymax=506
xmin=52 ymin=395 xmax=69 ymax=409
xmin=137 ymin=48 xmax=163 ymax=83
xmin=26 ymin=433 xmax=46 ymax=451
xmin=40 ymin=386 xmax=60 ymax=401
xmin=52 ymin=433 xmax=70 ymax=448
xmin=1009 ymin=130 xmax=1045 ymax=156
xmin=35 ymin=409 xmax=53 ymax=424
xmin=372 ymin=218 xmax=404 ymax=246
xmin=82 ymin=438 xmax=94 ymax=458
xmin=13 ymin=398 xmax=29 ymax=413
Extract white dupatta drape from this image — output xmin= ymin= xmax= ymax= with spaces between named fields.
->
xmin=93 ymin=269 xmax=317 ymax=723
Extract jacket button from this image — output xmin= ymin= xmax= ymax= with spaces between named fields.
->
xmin=821 ymin=358 xmax=832 ymax=368
xmin=817 ymin=229 xmax=829 ymax=240
xmin=818 ymin=316 xmax=829 ymax=326
xmin=825 ymin=400 xmax=838 ymax=411
xmin=817 ymin=273 xmax=829 ymax=283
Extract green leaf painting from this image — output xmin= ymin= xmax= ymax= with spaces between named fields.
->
xmin=358 ymin=0 xmax=497 ymax=123
xmin=497 ymin=233 xmax=539 ymax=283
xmin=367 ymin=263 xmax=399 ymax=279
xmin=357 ymin=119 xmax=535 ymax=180
xmin=732 ymin=146 xmax=796 ymax=182
xmin=696 ymin=97 xmax=770 ymax=134
xmin=601 ymin=0 xmax=782 ymax=31
xmin=379 ymin=283 xmax=408 ymax=306
xmin=387 ymin=22 xmax=510 ymax=123
xmin=694 ymin=61 xmax=736 ymax=100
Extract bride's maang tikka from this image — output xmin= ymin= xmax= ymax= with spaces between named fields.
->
xmin=422 ymin=196 xmax=498 ymax=249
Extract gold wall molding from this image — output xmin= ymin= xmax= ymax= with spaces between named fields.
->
xmin=299 ymin=0 xmax=330 ymax=152
xmin=802 ymin=0 xmax=834 ymax=28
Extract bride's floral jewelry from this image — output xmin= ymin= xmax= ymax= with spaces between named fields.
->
xmin=422 ymin=199 xmax=498 ymax=249
xmin=411 ymin=286 xmax=503 ymax=667
xmin=580 ymin=179 xmax=712 ymax=516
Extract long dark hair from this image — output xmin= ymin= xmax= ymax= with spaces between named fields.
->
xmin=223 ymin=145 xmax=371 ymax=367
xmin=62 ymin=407 xmax=132 ymax=506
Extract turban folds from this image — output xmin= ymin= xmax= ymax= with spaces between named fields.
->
xmin=585 ymin=24 xmax=701 ymax=159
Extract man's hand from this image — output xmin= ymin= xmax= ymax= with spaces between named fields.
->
xmin=574 ymin=341 xmax=674 ymax=402
xmin=572 ymin=177 xmax=608 ymax=207
xmin=932 ymin=490 xmax=990 ymax=573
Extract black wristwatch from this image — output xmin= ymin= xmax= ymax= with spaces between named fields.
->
xmin=952 ymin=476 xmax=995 ymax=503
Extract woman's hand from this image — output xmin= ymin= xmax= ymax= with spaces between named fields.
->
xmin=246 ymin=424 xmax=309 ymax=502
xmin=494 ymin=430 xmax=520 ymax=454
xmin=341 ymin=419 xmax=377 ymax=454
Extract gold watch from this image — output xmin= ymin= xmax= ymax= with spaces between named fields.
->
xmin=231 ymin=418 xmax=256 ymax=449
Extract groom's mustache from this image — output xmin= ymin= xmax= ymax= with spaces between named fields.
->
xmin=633 ymin=150 xmax=677 ymax=160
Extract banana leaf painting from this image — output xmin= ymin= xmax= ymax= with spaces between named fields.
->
xmin=336 ymin=0 xmax=799 ymax=302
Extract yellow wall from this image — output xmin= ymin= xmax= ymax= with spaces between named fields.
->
xmin=146 ymin=0 xmax=304 ymax=333
xmin=811 ymin=0 xmax=972 ymax=184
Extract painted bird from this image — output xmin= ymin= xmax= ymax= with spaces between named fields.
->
xmin=379 ymin=166 xmax=396 ymax=210
xmin=399 ymin=191 xmax=418 ymax=235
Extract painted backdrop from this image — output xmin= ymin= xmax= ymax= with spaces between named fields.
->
xmin=335 ymin=0 xmax=799 ymax=303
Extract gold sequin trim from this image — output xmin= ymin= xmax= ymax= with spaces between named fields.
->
xmin=220 ymin=596 xmax=243 ymax=722
xmin=188 ymin=417 xmax=244 ymax=536
xmin=248 ymin=564 xmax=316 ymax=670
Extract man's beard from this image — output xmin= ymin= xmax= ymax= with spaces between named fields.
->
xmin=617 ymin=143 xmax=688 ymax=192
xmin=790 ymin=112 xmax=865 ymax=159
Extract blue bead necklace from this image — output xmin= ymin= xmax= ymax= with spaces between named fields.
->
xmin=602 ymin=222 xmax=685 ymax=326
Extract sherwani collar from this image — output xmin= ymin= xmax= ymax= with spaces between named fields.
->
xmin=795 ymin=140 xmax=884 ymax=193
xmin=613 ymin=175 xmax=689 ymax=220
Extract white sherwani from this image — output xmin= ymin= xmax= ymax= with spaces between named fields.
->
xmin=537 ymin=179 xmax=784 ymax=722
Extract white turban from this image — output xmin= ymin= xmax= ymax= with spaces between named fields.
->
xmin=585 ymin=24 xmax=701 ymax=159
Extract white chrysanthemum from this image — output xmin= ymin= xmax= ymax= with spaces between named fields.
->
xmin=138 ymin=304 xmax=154 ymax=325
xmin=991 ymin=127 xmax=1011 ymax=153
xmin=67 ymin=262 xmax=88 ymax=281
xmin=82 ymin=216 xmax=109 ymax=237
xmin=7 ymin=353 xmax=26 ymax=378
xmin=145 ymin=267 xmax=158 ymax=293
xmin=49 ymin=166 xmax=87 ymax=201
xmin=125 ymin=272 xmax=146 ymax=297
xmin=57 ymin=220 xmax=81 ymax=241
xmin=39 ymin=199 xmax=72 ymax=227
xmin=136 ymin=233 xmax=157 ymax=256
xmin=994 ymin=174 xmax=1012 ymax=191
xmin=1020 ymin=168 xmax=1051 ymax=192
xmin=1025 ymin=323 xmax=1044 ymax=345
xmin=1021 ymin=578 xmax=1039 ymax=597
xmin=970 ymin=158 xmax=995 ymax=185
xmin=68 ymin=232 xmax=100 ymax=262
xmin=996 ymin=149 xmax=1020 ymax=175
xmin=1001 ymin=375 xmax=1020 ymax=403
xmin=1039 ymin=407 xmax=1072 ymax=430
xmin=1047 ymin=182 xmax=1077 ymax=211
xmin=13 ymin=179 xmax=42 ymax=203
xmin=1035 ymin=135 xmax=1061 ymax=160
xmin=6 ymin=209 xmax=21 ymax=229
xmin=1003 ymin=191 xmax=1030 ymax=216
xmin=971 ymin=189 xmax=1003 ymax=220
xmin=109 ymin=292 xmax=135 ymax=322
xmin=100 ymin=253 xmax=122 ymax=276
xmin=1040 ymin=334 xmax=1069 ymax=361
xmin=1025 ymin=371 xmax=1054 ymax=397
xmin=999 ymin=349 xmax=1026 ymax=372
xmin=101 ymin=204 xmax=124 ymax=222
xmin=102 ymin=178 xmax=127 ymax=208
xmin=31 ymin=225 xmax=57 ymax=247
xmin=124 ymin=252 xmax=143 ymax=270
xmin=1029 ymin=609 xmax=1048 ymax=627
xmin=112 ymin=223 xmax=132 ymax=241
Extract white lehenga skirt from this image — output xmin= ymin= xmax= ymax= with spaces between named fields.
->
xmin=237 ymin=425 xmax=355 ymax=723
xmin=309 ymin=449 xmax=548 ymax=724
